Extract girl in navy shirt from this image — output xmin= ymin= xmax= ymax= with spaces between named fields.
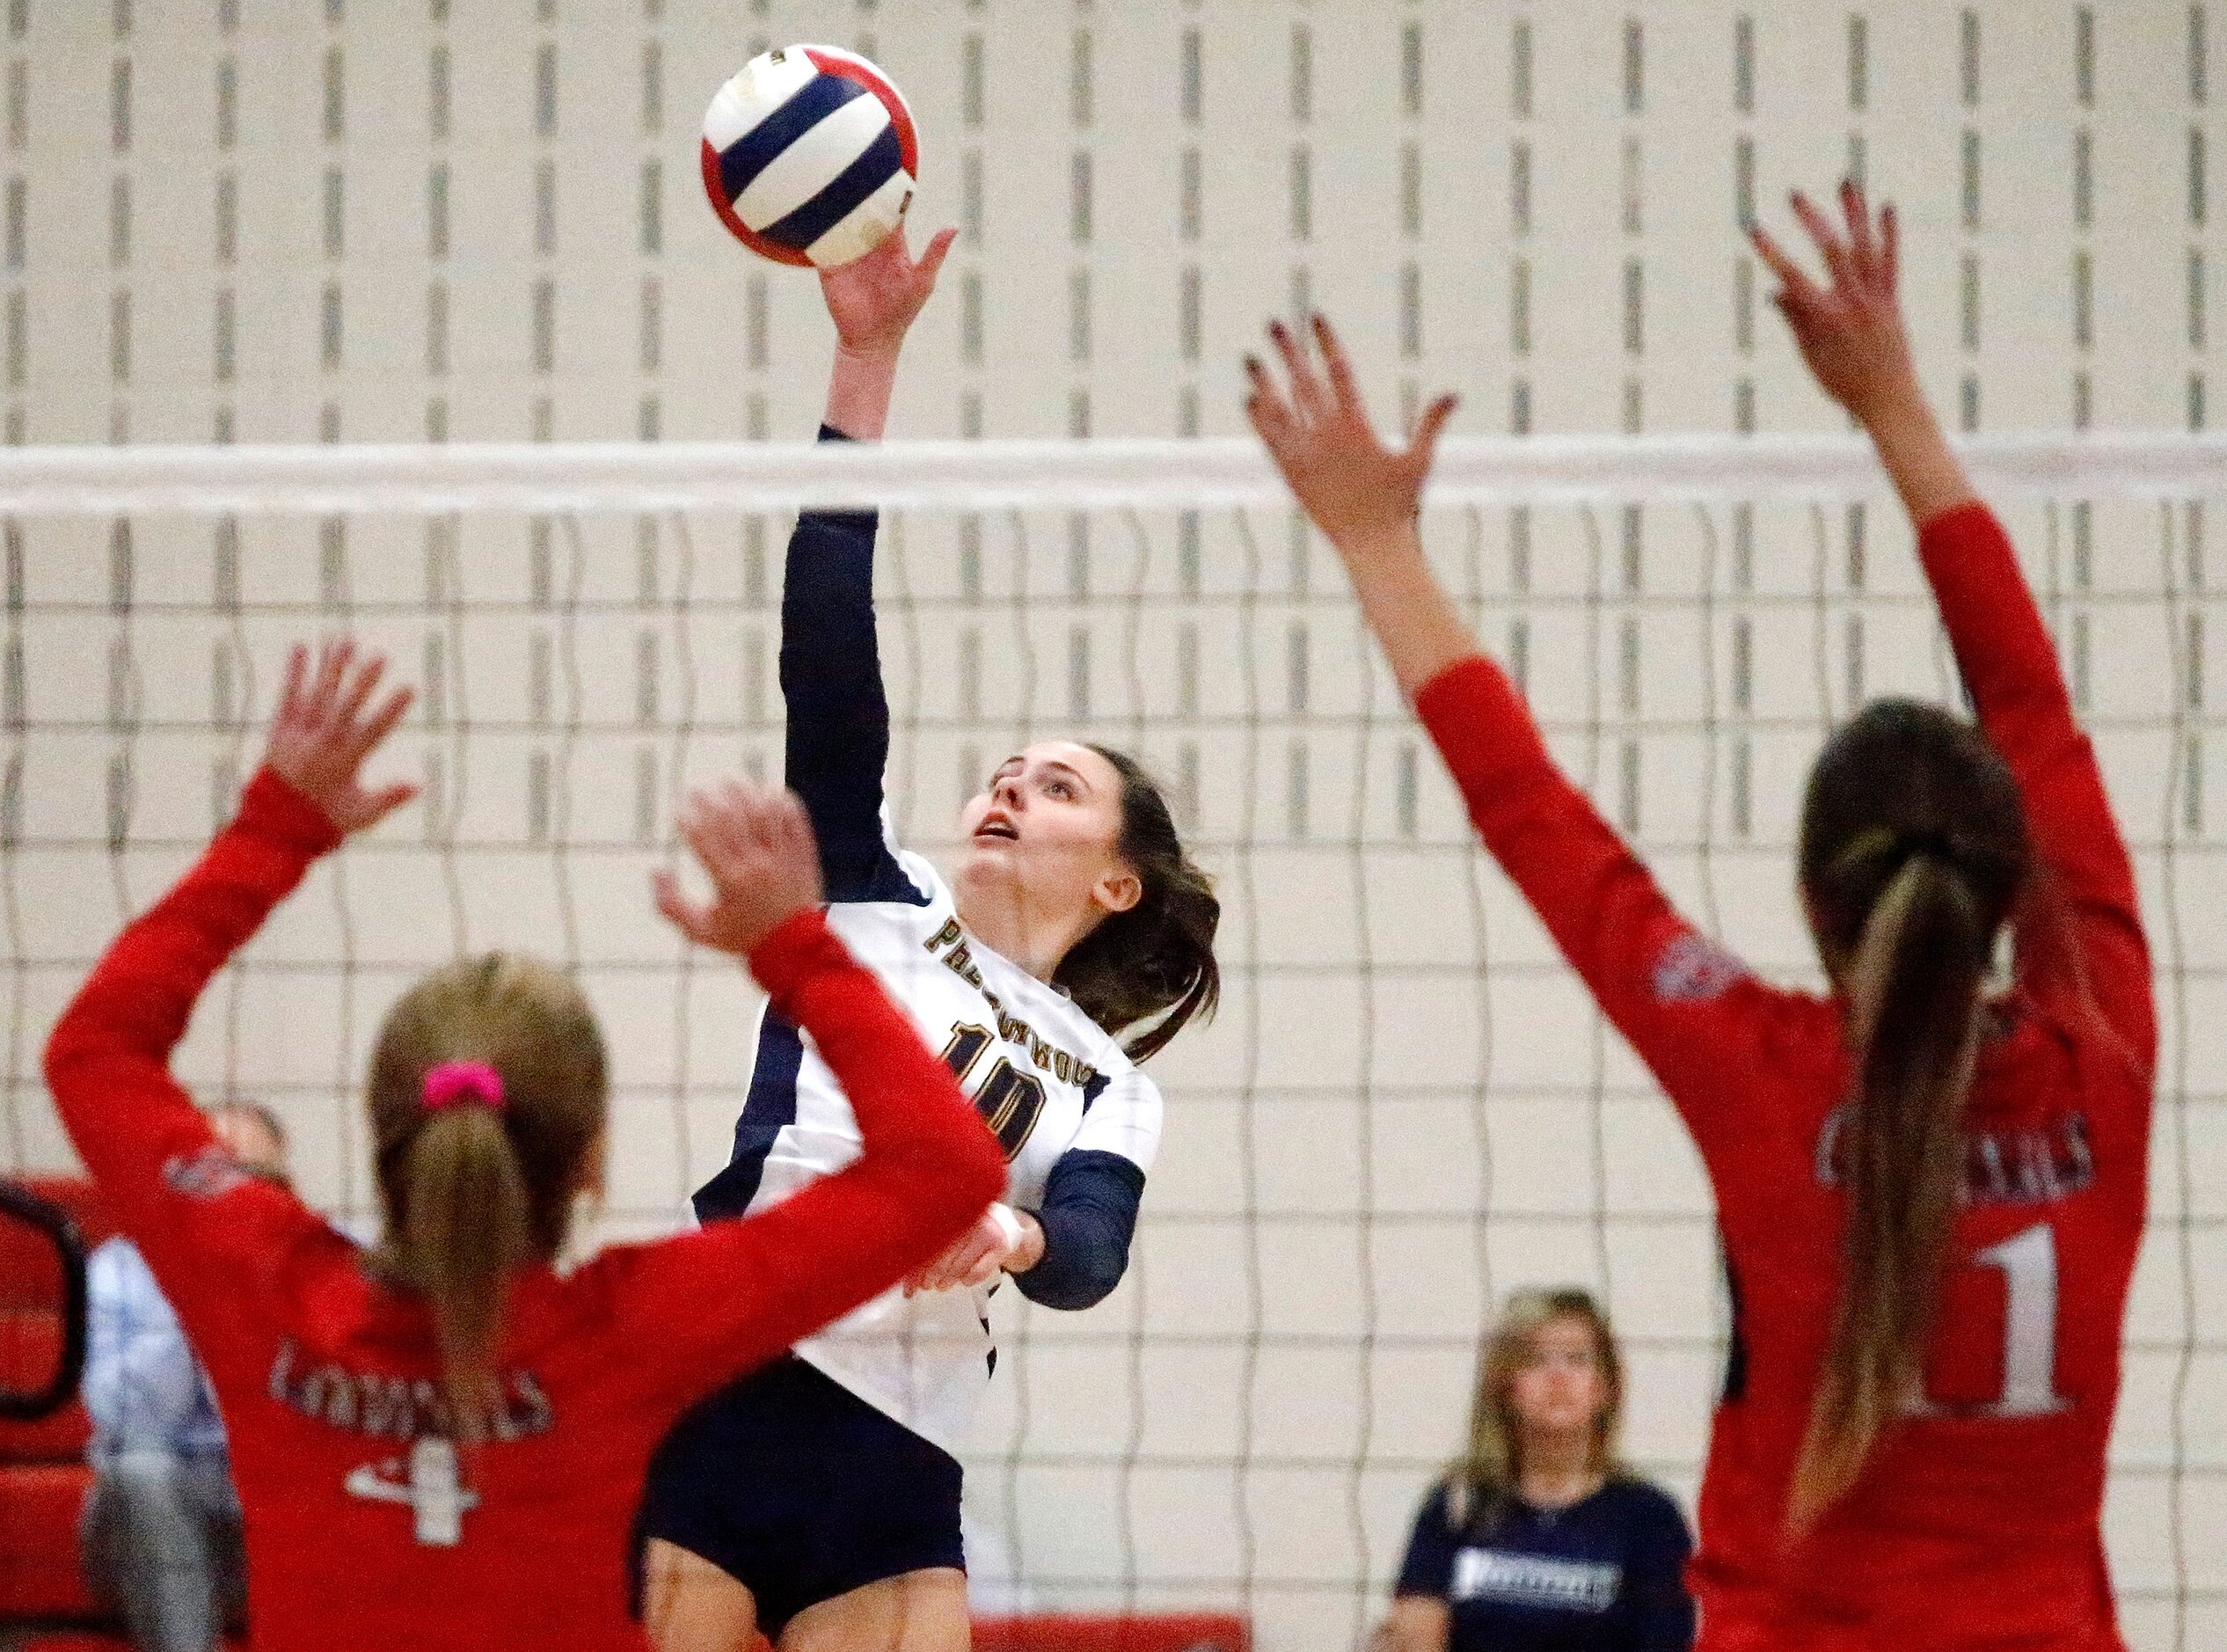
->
xmin=1375 ymin=1290 xmax=1694 ymax=1652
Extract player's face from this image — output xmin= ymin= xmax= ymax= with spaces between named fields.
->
xmin=955 ymin=741 xmax=1141 ymax=924
xmin=1508 ymin=1314 xmax=1610 ymax=1439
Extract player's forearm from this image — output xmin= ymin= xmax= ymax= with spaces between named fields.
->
xmin=1011 ymin=1151 xmax=1144 ymax=1309
xmin=1859 ymin=378 xmax=1976 ymax=530
xmin=1330 ymin=523 xmax=1479 ymax=703
xmin=822 ymin=343 xmax=901 ymax=441
xmin=47 ymin=773 xmax=330 ymax=1098
xmin=47 ymin=773 xmax=332 ymax=1217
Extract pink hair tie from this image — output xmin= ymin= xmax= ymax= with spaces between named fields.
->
xmin=421 ymin=1060 xmax=505 ymax=1114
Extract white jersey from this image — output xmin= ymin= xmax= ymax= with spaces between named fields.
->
xmin=692 ymin=493 xmax=1168 ymax=1456
xmin=699 ymin=845 xmax=1161 ymax=1455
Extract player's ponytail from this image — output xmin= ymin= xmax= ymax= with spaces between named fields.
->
xmin=1792 ymin=698 xmax=2029 ymax=1531
xmin=368 ymin=954 xmax=608 ymax=1436
xmin=395 ymin=1099 xmax=532 ymax=1423
xmin=1056 ymin=746 xmax=1221 ymax=1060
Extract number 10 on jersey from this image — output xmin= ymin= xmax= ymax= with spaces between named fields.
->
xmin=940 ymin=1024 xmax=1046 ymax=1159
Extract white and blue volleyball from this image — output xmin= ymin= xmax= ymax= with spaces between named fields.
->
xmin=700 ymin=45 xmax=919 ymax=268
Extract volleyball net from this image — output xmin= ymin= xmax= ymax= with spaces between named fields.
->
xmin=1 ymin=434 xmax=2221 ymax=1650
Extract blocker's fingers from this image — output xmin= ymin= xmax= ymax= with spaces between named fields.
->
xmin=1841 ymin=178 xmax=1880 ymax=275
xmin=361 ymin=780 xmax=420 ymax=829
xmin=1311 ymin=314 xmax=1368 ymax=420
xmin=1410 ymin=392 xmax=1458 ymax=459
xmin=1244 ymin=357 xmax=1296 ymax=439
xmin=276 ymin=643 xmax=310 ymax=725
xmin=334 ymin=653 xmax=388 ymax=730
xmin=347 ymin=684 xmax=415 ymax=762
xmin=770 ymin=792 xmax=817 ymax=866
xmin=1748 ymin=223 xmax=1823 ymax=310
xmin=309 ymin=638 xmax=353 ymax=716
xmin=1267 ymin=318 xmax=1331 ymax=421
xmin=652 ymin=867 xmax=712 ymax=941
xmin=676 ymin=800 xmax=729 ymax=878
xmin=1880 ymin=201 xmax=1900 ymax=290
xmin=1790 ymin=191 xmax=1858 ymax=291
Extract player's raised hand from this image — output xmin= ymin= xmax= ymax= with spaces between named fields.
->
xmin=263 ymin=640 xmax=417 ymax=836
xmin=1749 ymin=179 xmax=1921 ymax=428
xmin=654 ymin=781 xmax=825 ymax=959
xmin=820 ymin=219 xmax=958 ymax=359
xmin=1246 ymin=314 xmax=1457 ymax=555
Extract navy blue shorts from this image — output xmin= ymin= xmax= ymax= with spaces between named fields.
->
xmin=633 ymin=1356 xmax=965 ymax=1638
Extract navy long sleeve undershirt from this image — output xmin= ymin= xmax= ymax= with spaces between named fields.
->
xmin=779 ymin=426 xmax=920 ymax=905
xmin=1013 ymin=1149 xmax=1145 ymax=1311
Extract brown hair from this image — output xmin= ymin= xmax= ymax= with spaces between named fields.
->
xmin=1442 ymin=1288 xmax=1625 ymax=1531
xmin=1790 ymin=698 xmax=2030 ymax=1528
xmin=1054 ymin=746 xmax=1221 ymax=1060
xmin=368 ymin=954 xmax=607 ymax=1432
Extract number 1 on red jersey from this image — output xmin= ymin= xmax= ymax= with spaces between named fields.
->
xmin=1915 ymin=1221 xmax=2071 ymax=1421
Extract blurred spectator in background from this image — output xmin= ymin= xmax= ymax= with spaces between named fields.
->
xmin=1370 ymin=1288 xmax=1694 ymax=1652
xmin=81 ymin=1101 xmax=288 ymax=1652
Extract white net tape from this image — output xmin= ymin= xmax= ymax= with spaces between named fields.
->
xmin=0 ymin=433 xmax=2223 ymax=515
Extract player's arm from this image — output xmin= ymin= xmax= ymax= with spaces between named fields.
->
xmin=1368 ymin=1600 xmax=1448 ymax=1652
xmin=42 ymin=643 xmax=413 ymax=1295
xmin=624 ymin=783 xmax=1004 ymax=1392
xmin=1246 ymin=318 xmax=1768 ymax=1148
xmin=1754 ymin=183 xmax=2153 ymax=1068
xmin=1008 ymin=1064 xmax=1159 ymax=1308
xmin=783 ymin=223 xmax=955 ymax=903
xmin=1369 ymin=1484 xmax=1457 ymax=1652
xmin=1617 ymin=1488 xmax=1698 ymax=1651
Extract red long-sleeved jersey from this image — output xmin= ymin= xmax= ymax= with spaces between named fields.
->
xmin=1414 ymin=502 xmax=2154 ymax=1650
xmin=42 ymin=769 xmax=1006 ymax=1652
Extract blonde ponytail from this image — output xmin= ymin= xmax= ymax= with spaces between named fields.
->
xmin=1793 ymin=698 xmax=2032 ymax=1531
xmin=1788 ymin=853 xmax=1984 ymax=1529
xmin=391 ymin=1103 xmax=534 ymax=1429
xmin=368 ymin=954 xmax=607 ymax=1438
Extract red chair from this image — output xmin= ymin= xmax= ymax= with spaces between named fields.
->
xmin=975 ymin=1616 xmax=1251 ymax=1651
xmin=0 ymin=1178 xmax=110 ymax=1637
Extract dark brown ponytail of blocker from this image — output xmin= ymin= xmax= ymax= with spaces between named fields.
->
xmin=1051 ymin=746 xmax=1221 ymax=1061
xmin=367 ymin=954 xmax=608 ymax=1435
xmin=1789 ymin=698 xmax=2030 ymax=1531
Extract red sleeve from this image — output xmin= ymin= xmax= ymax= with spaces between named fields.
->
xmin=41 ymin=770 xmax=339 ymax=1339
xmin=1917 ymin=502 xmax=2154 ymax=1071
xmin=600 ymin=908 xmax=1004 ymax=1414
xmin=1414 ymin=655 xmax=1782 ymax=1158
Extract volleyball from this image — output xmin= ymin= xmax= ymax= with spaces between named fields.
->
xmin=699 ymin=44 xmax=919 ymax=269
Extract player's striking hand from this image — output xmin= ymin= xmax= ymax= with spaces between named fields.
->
xmin=1245 ymin=314 xmax=1457 ymax=553
xmin=264 ymin=640 xmax=417 ymax=836
xmin=1749 ymin=179 xmax=1920 ymax=428
xmin=903 ymin=1203 xmax=1029 ymax=1297
xmin=821 ymin=220 xmax=958 ymax=359
xmin=655 ymin=781 xmax=826 ymax=958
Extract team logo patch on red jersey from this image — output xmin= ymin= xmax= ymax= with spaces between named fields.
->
xmin=161 ymin=1145 xmax=253 ymax=1202
xmin=1649 ymin=933 xmax=1749 ymax=1004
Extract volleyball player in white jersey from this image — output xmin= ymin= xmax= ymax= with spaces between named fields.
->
xmin=636 ymin=224 xmax=1220 ymax=1652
